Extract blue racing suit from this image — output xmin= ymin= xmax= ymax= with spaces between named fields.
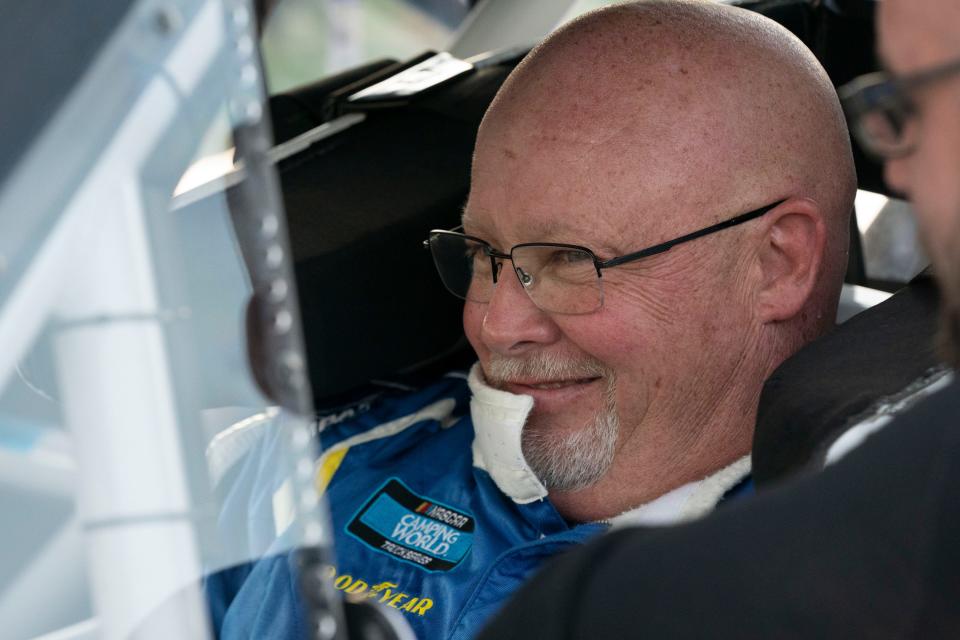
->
xmin=206 ymin=367 xmax=751 ymax=640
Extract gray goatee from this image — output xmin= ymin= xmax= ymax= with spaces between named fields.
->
xmin=484 ymin=354 xmax=619 ymax=492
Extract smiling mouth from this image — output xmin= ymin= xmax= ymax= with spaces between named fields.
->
xmin=481 ymin=354 xmax=609 ymax=397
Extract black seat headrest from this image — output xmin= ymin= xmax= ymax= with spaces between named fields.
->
xmin=274 ymin=59 xmax=519 ymax=407
xmin=264 ymin=0 xmax=886 ymax=409
xmin=753 ymin=272 xmax=945 ymax=486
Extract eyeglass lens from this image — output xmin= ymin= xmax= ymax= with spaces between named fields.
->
xmin=857 ymin=101 xmax=917 ymax=158
xmin=428 ymin=234 xmax=603 ymax=314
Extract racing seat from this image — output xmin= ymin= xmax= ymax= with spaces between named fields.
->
xmin=738 ymin=0 xmax=951 ymax=486
xmin=276 ymin=0 xmax=888 ymax=412
xmin=752 ymin=271 xmax=951 ymax=487
xmin=219 ymin=0 xmax=904 ymax=458
xmin=264 ymin=50 xmax=525 ymax=409
xmin=177 ymin=49 xmax=524 ymax=415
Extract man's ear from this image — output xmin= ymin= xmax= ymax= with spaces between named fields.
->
xmin=755 ymin=199 xmax=826 ymax=323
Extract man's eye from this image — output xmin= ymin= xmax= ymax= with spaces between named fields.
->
xmin=464 ymin=243 xmax=492 ymax=262
xmin=466 ymin=245 xmax=495 ymax=275
xmin=551 ymin=249 xmax=591 ymax=264
xmin=882 ymin=101 xmax=914 ymax=134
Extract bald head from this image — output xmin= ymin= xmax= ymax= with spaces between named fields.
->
xmin=461 ymin=1 xmax=857 ymax=516
xmin=479 ymin=1 xmax=853 ymax=222
xmin=470 ymin=0 xmax=854 ymax=337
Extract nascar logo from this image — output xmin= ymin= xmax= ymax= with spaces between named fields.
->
xmin=415 ymin=501 xmax=471 ymax=529
xmin=347 ymin=478 xmax=476 ymax=572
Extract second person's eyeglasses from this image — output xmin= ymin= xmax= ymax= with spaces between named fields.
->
xmin=840 ymin=56 xmax=960 ymax=159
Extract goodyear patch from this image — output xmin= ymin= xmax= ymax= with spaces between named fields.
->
xmin=347 ymin=478 xmax=474 ymax=572
xmin=325 ymin=566 xmax=435 ymax=616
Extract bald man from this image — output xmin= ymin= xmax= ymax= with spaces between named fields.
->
xmin=207 ymin=2 xmax=854 ymax=639
xmin=477 ymin=1 xmax=960 ymax=638
xmin=456 ymin=0 xmax=852 ymax=524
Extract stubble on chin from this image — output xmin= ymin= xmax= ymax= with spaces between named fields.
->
xmin=481 ymin=351 xmax=620 ymax=492
xmin=519 ymin=376 xmax=619 ymax=493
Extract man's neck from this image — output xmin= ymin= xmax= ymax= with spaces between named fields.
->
xmin=548 ymin=441 xmax=751 ymax=523
xmin=547 ymin=402 xmax=756 ymax=523
xmin=546 ymin=337 xmax=777 ymax=522
xmin=467 ymin=361 xmax=759 ymax=518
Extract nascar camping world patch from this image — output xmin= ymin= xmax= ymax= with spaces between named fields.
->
xmin=346 ymin=478 xmax=475 ymax=572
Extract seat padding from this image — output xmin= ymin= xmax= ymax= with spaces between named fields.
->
xmin=753 ymin=272 xmax=945 ymax=485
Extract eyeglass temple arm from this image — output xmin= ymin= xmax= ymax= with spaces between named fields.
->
xmin=598 ymin=200 xmax=784 ymax=269
xmin=900 ymin=56 xmax=960 ymax=90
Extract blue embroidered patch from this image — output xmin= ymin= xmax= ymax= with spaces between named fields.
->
xmin=347 ymin=478 xmax=475 ymax=572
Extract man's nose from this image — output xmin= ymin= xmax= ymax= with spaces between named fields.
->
xmin=883 ymin=156 xmax=911 ymax=198
xmin=479 ymin=265 xmax=562 ymax=356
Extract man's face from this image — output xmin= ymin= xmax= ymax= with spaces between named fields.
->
xmin=461 ymin=124 xmax=755 ymax=491
xmin=879 ymin=0 xmax=960 ymax=333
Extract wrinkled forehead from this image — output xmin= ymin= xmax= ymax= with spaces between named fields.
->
xmin=464 ymin=104 xmax=743 ymax=250
xmin=470 ymin=98 xmax=796 ymax=245
xmin=464 ymin=148 xmax=694 ymax=257
xmin=461 ymin=204 xmax=617 ymax=256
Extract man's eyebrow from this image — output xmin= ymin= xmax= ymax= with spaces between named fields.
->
xmin=459 ymin=209 xmax=622 ymax=254
xmin=876 ymin=48 xmax=897 ymax=74
xmin=460 ymin=208 xmax=481 ymax=230
xmin=463 ymin=213 xmax=613 ymax=249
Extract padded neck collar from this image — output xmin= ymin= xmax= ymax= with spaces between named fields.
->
xmin=468 ymin=363 xmax=547 ymax=504
xmin=468 ymin=362 xmax=752 ymax=519
xmin=606 ymin=455 xmax=751 ymax=527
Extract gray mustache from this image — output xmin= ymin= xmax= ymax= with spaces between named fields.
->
xmin=483 ymin=354 xmax=610 ymax=387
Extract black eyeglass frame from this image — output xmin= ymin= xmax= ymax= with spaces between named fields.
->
xmin=839 ymin=56 xmax=960 ymax=159
xmin=424 ymin=199 xmax=784 ymax=290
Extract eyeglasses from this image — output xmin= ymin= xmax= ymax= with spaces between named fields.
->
xmin=424 ymin=200 xmax=784 ymax=315
xmin=839 ymin=56 xmax=960 ymax=160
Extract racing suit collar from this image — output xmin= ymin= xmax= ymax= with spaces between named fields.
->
xmin=605 ymin=455 xmax=751 ymax=527
xmin=467 ymin=362 xmax=753 ymax=518
xmin=468 ymin=363 xmax=548 ymax=504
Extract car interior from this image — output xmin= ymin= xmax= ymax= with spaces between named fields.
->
xmin=0 ymin=0 xmax=947 ymax=637
xmin=232 ymin=0 xmax=940 ymax=473
xmin=183 ymin=0 xmax=943 ymax=510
